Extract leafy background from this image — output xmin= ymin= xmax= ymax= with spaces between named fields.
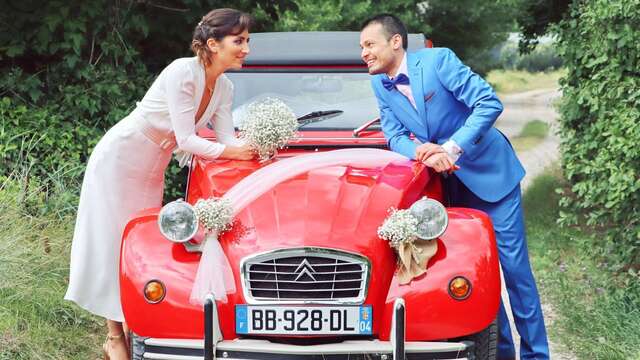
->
xmin=1 ymin=0 xmax=636 ymax=281
xmin=555 ymin=0 xmax=640 ymax=267
xmin=1 ymin=0 xmax=640 ymax=358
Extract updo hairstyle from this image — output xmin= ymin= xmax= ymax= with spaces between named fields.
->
xmin=191 ymin=8 xmax=254 ymax=67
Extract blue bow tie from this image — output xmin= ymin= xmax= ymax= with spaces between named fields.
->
xmin=382 ymin=73 xmax=410 ymax=91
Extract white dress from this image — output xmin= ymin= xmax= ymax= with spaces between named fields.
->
xmin=64 ymin=57 xmax=243 ymax=321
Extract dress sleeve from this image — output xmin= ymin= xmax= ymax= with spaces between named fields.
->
xmin=211 ymin=79 xmax=244 ymax=147
xmin=165 ymin=61 xmax=227 ymax=159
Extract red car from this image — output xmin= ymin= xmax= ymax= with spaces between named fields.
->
xmin=120 ymin=32 xmax=501 ymax=360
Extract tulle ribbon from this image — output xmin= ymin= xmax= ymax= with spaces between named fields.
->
xmin=189 ymin=148 xmax=407 ymax=304
xmin=174 ymin=149 xmax=192 ymax=168
xmin=189 ymin=232 xmax=236 ymax=304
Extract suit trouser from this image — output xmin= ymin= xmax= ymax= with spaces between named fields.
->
xmin=445 ymin=175 xmax=549 ymax=360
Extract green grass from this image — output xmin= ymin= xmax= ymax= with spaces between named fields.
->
xmin=487 ymin=69 xmax=566 ymax=94
xmin=511 ymin=119 xmax=550 ymax=152
xmin=524 ymin=169 xmax=640 ymax=359
xmin=0 ymin=177 xmax=102 ymax=359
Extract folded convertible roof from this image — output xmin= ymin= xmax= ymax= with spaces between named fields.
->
xmin=242 ymin=32 xmax=428 ymax=66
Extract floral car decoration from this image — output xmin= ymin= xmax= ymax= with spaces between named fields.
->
xmin=120 ymin=32 xmax=501 ymax=360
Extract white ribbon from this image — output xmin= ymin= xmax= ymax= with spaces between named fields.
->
xmin=189 ymin=148 xmax=408 ymax=304
xmin=189 ymin=232 xmax=236 ymax=304
xmin=174 ymin=149 xmax=192 ymax=168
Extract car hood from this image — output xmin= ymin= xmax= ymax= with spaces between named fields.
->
xmin=191 ymin=149 xmax=430 ymax=256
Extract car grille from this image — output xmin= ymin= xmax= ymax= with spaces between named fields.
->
xmin=241 ymin=248 xmax=370 ymax=304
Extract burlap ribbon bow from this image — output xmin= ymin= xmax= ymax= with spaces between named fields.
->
xmin=396 ymin=239 xmax=438 ymax=284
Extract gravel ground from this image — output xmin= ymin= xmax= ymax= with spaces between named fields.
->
xmin=495 ymin=89 xmax=577 ymax=360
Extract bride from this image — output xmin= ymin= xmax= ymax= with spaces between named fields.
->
xmin=64 ymin=8 xmax=256 ymax=359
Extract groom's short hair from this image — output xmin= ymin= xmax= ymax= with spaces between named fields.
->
xmin=361 ymin=14 xmax=408 ymax=50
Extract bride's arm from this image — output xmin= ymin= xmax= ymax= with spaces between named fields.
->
xmin=211 ymin=79 xmax=254 ymax=160
xmin=166 ymin=62 xmax=237 ymax=159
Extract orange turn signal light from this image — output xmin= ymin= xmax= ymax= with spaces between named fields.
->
xmin=448 ymin=276 xmax=471 ymax=300
xmin=144 ymin=280 xmax=166 ymax=304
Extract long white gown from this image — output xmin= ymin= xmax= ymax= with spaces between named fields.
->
xmin=64 ymin=57 xmax=243 ymax=321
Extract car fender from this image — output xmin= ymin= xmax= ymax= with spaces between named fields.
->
xmin=379 ymin=208 xmax=501 ymax=341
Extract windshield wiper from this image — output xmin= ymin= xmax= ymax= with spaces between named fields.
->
xmin=297 ymin=110 xmax=344 ymax=127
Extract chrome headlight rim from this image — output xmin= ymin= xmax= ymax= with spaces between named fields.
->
xmin=409 ymin=196 xmax=449 ymax=240
xmin=157 ymin=199 xmax=199 ymax=243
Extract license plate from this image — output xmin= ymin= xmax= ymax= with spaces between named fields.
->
xmin=236 ymin=305 xmax=372 ymax=335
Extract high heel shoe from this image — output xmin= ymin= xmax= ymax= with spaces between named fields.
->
xmin=102 ymin=332 xmax=125 ymax=360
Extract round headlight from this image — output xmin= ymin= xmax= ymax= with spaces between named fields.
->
xmin=157 ymin=199 xmax=198 ymax=243
xmin=409 ymin=196 xmax=448 ymax=240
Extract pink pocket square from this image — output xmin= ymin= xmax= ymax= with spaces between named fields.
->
xmin=424 ymin=91 xmax=436 ymax=102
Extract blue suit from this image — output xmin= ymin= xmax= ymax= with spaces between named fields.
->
xmin=372 ymin=48 xmax=549 ymax=359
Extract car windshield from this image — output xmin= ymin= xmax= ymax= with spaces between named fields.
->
xmin=227 ymin=71 xmax=381 ymax=130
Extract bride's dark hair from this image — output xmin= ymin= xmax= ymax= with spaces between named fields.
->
xmin=191 ymin=8 xmax=254 ymax=66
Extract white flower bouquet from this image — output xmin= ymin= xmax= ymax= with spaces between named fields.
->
xmin=377 ymin=208 xmax=419 ymax=248
xmin=238 ymin=98 xmax=299 ymax=161
xmin=377 ymin=207 xmax=438 ymax=284
xmin=193 ymin=197 xmax=234 ymax=234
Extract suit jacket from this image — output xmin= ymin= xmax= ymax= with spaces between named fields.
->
xmin=372 ymin=48 xmax=525 ymax=202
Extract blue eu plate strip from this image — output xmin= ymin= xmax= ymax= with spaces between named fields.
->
xmin=236 ymin=305 xmax=248 ymax=334
xmin=359 ymin=305 xmax=372 ymax=334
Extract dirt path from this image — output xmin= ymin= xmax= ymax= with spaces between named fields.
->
xmin=498 ymin=88 xmax=562 ymax=190
xmin=495 ymin=88 xmax=577 ymax=360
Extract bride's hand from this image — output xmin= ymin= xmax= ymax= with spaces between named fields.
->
xmin=221 ymin=144 xmax=256 ymax=160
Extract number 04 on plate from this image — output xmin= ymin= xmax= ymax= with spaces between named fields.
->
xmin=236 ymin=305 xmax=373 ymax=335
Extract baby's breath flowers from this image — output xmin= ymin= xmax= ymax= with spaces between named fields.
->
xmin=377 ymin=208 xmax=419 ymax=248
xmin=378 ymin=207 xmax=438 ymax=284
xmin=193 ymin=198 xmax=234 ymax=234
xmin=238 ymin=98 xmax=298 ymax=161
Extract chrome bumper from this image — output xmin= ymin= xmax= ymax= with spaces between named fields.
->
xmin=140 ymin=338 xmax=472 ymax=359
xmin=135 ymin=297 xmax=473 ymax=359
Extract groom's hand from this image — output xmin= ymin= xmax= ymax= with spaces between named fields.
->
xmin=422 ymin=152 xmax=460 ymax=173
xmin=415 ymin=142 xmax=445 ymax=163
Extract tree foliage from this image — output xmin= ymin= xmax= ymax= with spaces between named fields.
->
xmin=0 ymin=0 xmax=153 ymax=188
xmin=275 ymin=0 xmax=520 ymax=74
xmin=0 ymin=0 xmax=296 ymax=199
xmin=555 ymin=0 xmax=640 ymax=265
xmin=421 ymin=0 xmax=519 ymax=74
xmin=498 ymin=39 xmax=563 ymax=72
xmin=515 ymin=0 xmax=572 ymax=52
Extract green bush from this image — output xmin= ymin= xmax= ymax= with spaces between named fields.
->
xmin=0 ymin=1 xmax=153 ymax=196
xmin=499 ymin=40 xmax=563 ymax=72
xmin=556 ymin=0 xmax=640 ymax=265
xmin=0 ymin=61 xmax=152 ymax=193
xmin=0 ymin=1 xmax=300 ymax=204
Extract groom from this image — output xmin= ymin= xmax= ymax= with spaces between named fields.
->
xmin=360 ymin=14 xmax=549 ymax=360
